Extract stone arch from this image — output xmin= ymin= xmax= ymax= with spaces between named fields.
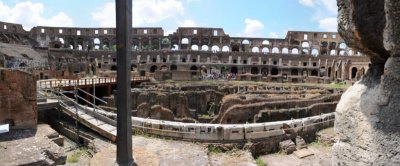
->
xmin=351 ymin=67 xmax=357 ymax=79
xmin=242 ymin=39 xmax=250 ymax=45
xmin=201 ymin=45 xmax=209 ymax=51
xmin=170 ymin=64 xmax=177 ymax=71
xmin=191 ymin=45 xmax=199 ymax=51
xmin=231 ymin=43 xmax=240 ymax=52
xmin=251 ymin=67 xmax=259 ymax=75
xmin=271 ymin=67 xmax=279 ymax=75
xmin=261 ymin=68 xmax=268 ymax=76
xmin=111 ymin=65 xmax=117 ymax=71
xmin=190 ymin=65 xmax=198 ymax=71
xmin=211 ymin=45 xmax=220 ymax=52
xmin=339 ymin=50 xmax=346 ymax=56
xmin=222 ymin=46 xmax=230 ymax=52
xmin=302 ymin=49 xmax=309 ymax=55
xmin=282 ymin=48 xmax=289 ymax=54
xmin=262 ymin=40 xmax=270 ymax=45
xmin=302 ymin=41 xmax=310 ymax=48
xmin=230 ymin=66 xmax=238 ymax=74
xmin=339 ymin=43 xmax=347 ymax=49
xmin=262 ymin=47 xmax=270 ymax=54
xmin=181 ymin=38 xmax=189 ymax=44
xmin=292 ymin=48 xmax=299 ymax=54
xmin=311 ymin=69 xmax=318 ymax=76
xmin=272 ymin=47 xmax=279 ymax=54
xmin=252 ymin=47 xmax=260 ymax=53
xmin=150 ymin=65 xmax=158 ymax=73
xmin=311 ymin=48 xmax=319 ymax=57
xmin=330 ymin=50 xmax=337 ymax=56
xmin=160 ymin=65 xmax=168 ymax=71
xmin=172 ymin=44 xmax=179 ymax=51
xmin=291 ymin=69 xmax=298 ymax=76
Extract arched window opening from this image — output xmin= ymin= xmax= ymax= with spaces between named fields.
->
xmin=252 ymin=47 xmax=260 ymax=53
xmin=311 ymin=49 xmax=319 ymax=57
xmin=311 ymin=70 xmax=318 ymax=76
xmin=242 ymin=39 xmax=250 ymax=45
xmin=272 ymin=47 xmax=279 ymax=54
xmin=191 ymin=45 xmax=199 ymax=51
xmin=222 ymin=46 xmax=230 ymax=52
xmin=271 ymin=68 xmax=279 ymax=75
xmin=251 ymin=67 xmax=259 ymax=75
xmin=211 ymin=45 xmax=220 ymax=53
xmin=150 ymin=65 xmax=158 ymax=73
xmin=292 ymin=48 xmax=299 ymax=54
xmin=291 ymin=69 xmax=298 ymax=76
xmin=201 ymin=45 xmax=209 ymax=51
xmin=351 ymin=67 xmax=357 ymax=79
xmin=170 ymin=65 xmax=178 ymax=71
xmin=339 ymin=43 xmax=347 ymax=49
xmin=282 ymin=48 xmax=289 ymax=54
xmin=330 ymin=50 xmax=336 ymax=56
xmin=262 ymin=47 xmax=270 ymax=54
xmin=302 ymin=42 xmax=310 ymax=48
xmin=230 ymin=66 xmax=238 ymax=74
xmin=262 ymin=40 xmax=270 ymax=45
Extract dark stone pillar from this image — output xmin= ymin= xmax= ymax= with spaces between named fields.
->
xmin=115 ymin=0 xmax=134 ymax=165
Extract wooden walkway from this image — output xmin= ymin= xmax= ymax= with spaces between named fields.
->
xmin=38 ymin=76 xmax=150 ymax=89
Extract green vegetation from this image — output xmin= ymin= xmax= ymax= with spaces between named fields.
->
xmin=207 ymin=145 xmax=222 ymax=154
xmin=256 ymin=157 xmax=266 ymax=166
xmin=67 ymin=147 xmax=89 ymax=163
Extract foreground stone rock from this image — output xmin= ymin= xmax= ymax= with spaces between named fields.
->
xmin=333 ymin=0 xmax=400 ymax=165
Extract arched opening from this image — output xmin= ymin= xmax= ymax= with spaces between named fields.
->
xmin=302 ymin=70 xmax=308 ymax=76
xmin=222 ymin=46 xmax=230 ymax=52
xmin=261 ymin=68 xmax=268 ymax=76
xmin=242 ymin=39 xmax=250 ymax=45
xmin=302 ymin=41 xmax=310 ymax=48
xmin=271 ymin=68 xmax=279 ymax=75
xmin=190 ymin=66 xmax=198 ymax=71
xmin=131 ymin=64 xmax=137 ymax=71
xmin=111 ymin=65 xmax=117 ymax=71
xmin=172 ymin=44 xmax=179 ymax=51
xmin=348 ymin=50 xmax=354 ymax=56
xmin=201 ymin=45 xmax=209 ymax=51
xmin=231 ymin=44 xmax=240 ymax=52
xmin=211 ymin=45 xmax=220 ymax=52
xmin=282 ymin=48 xmax=289 ymax=54
xmin=262 ymin=40 xmax=270 ymax=45
xmin=311 ymin=49 xmax=319 ymax=57
xmin=339 ymin=50 xmax=346 ymax=56
xmin=262 ymin=47 xmax=270 ymax=54
xmin=291 ymin=69 xmax=298 ymax=76
xmin=330 ymin=50 xmax=336 ymax=56
xmin=302 ymin=49 xmax=309 ymax=55
xmin=181 ymin=38 xmax=189 ymax=49
xmin=191 ymin=45 xmax=199 ymax=51
xmin=150 ymin=65 xmax=158 ymax=73
xmin=311 ymin=70 xmax=318 ymax=76
xmin=291 ymin=48 xmax=299 ymax=54
xmin=351 ymin=67 xmax=358 ymax=79
xmin=272 ymin=47 xmax=279 ymax=54
xmin=170 ymin=64 xmax=178 ymax=71
xmin=339 ymin=43 xmax=347 ymax=49
xmin=328 ymin=67 xmax=332 ymax=77
xmin=251 ymin=67 xmax=259 ymax=75
xmin=230 ymin=66 xmax=238 ymax=74
xmin=252 ymin=47 xmax=260 ymax=53
xmin=160 ymin=65 xmax=168 ymax=71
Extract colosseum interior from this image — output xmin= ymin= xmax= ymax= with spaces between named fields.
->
xmin=0 ymin=19 xmax=376 ymax=165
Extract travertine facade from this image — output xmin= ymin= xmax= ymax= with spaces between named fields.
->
xmin=0 ymin=21 xmax=370 ymax=83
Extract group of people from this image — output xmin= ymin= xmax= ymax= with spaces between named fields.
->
xmin=202 ymin=73 xmax=237 ymax=80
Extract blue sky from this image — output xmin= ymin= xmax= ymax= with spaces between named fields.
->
xmin=0 ymin=0 xmax=338 ymax=38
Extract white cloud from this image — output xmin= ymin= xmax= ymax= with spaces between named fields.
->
xmin=243 ymin=18 xmax=264 ymax=37
xmin=268 ymin=32 xmax=279 ymax=38
xmin=320 ymin=0 xmax=337 ymax=13
xmin=179 ymin=20 xmax=196 ymax=27
xmin=299 ymin=0 xmax=315 ymax=7
xmin=92 ymin=0 xmax=184 ymax=27
xmin=0 ymin=1 xmax=73 ymax=30
xmin=318 ymin=17 xmax=337 ymax=31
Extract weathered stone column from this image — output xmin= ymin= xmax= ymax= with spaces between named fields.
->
xmin=332 ymin=0 xmax=400 ymax=165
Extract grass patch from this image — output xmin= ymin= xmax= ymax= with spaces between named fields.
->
xmin=67 ymin=147 xmax=89 ymax=163
xmin=256 ymin=156 xmax=266 ymax=166
xmin=207 ymin=145 xmax=222 ymax=154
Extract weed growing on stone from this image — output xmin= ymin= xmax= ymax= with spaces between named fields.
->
xmin=256 ymin=156 xmax=266 ymax=166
